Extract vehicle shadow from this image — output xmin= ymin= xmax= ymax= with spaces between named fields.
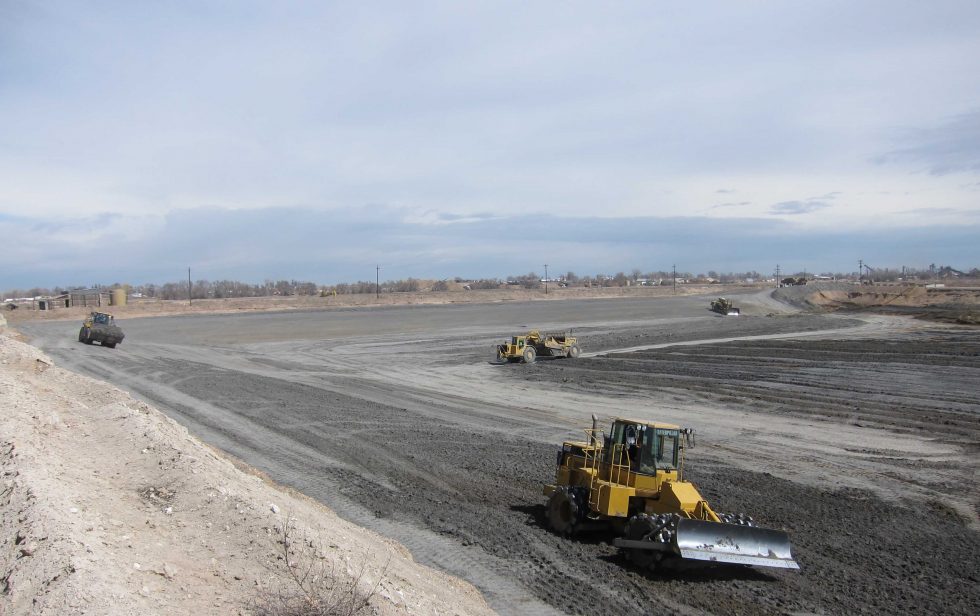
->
xmin=598 ymin=551 xmax=778 ymax=582
xmin=509 ymin=503 xmax=610 ymax=545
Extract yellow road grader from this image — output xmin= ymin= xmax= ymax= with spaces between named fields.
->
xmin=496 ymin=330 xmax=580 ymax=363
xmin=544 ymin=416 xmax=799 ymax=571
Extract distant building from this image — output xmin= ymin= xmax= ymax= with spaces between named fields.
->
xmin=69 ymin=288 xmax=110 ymax=308
xmin=37 ymin=294 xmax=70 ymax=310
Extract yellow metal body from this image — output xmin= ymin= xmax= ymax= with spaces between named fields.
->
xmin=83 ymin=312 xmax=114 ymax=328
xmin=545 ymin=417 xmax=801 ymax=570
xmin=544 ymin=419 xmax=720 ymax=523
xmin=497 ymin=330 xmax=578 ymax=361
xmin=498 ymin=334 xmax=531 ymax=360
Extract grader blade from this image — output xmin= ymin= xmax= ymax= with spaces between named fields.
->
xmin=674 ymin=518 xmax=799 ymax=569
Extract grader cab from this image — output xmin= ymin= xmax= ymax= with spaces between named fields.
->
xmin=543 ymin=416 xmax=799 ymax=571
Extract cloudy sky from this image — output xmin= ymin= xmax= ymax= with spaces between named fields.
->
xmin=2 ymin=1 xmax=978 ymax=289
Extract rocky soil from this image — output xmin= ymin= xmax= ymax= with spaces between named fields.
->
xmin=10 ymin=292 xmax=980 ymax=615
xmin=0 ymin=330 xmax=493 ymax=615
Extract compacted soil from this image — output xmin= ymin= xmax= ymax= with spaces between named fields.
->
xmin=0 ymin=331 xmax=491 ymax=615
xmin=11 ymin=290 xmax=980 ymax=615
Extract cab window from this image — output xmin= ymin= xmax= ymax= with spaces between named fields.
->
xmin=655 ymin=430 xmax=678 ymax=470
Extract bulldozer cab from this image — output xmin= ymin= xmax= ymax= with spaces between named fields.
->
xmin=92 ymin=312 xmax=112 ymax=325
xmin=606 ymin=420 xmax=681 ymax=477
xmin=512 ymin=336 xmax=525 ymax=348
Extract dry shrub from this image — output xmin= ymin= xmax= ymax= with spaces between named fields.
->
xmin=248 ymin=518 xmax=383 ymax=616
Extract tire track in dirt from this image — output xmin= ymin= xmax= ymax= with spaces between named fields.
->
xmin=17 ymin=301 xmax=980 ymax=615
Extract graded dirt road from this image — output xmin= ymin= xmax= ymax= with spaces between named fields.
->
xmin=20 ymin=291 xmax=980 ymax=615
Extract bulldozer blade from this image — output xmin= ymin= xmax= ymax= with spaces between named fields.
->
xmin=674 ymin=518 xmax=799 ymax=569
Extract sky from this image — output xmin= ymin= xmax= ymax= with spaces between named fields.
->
xmin=1 ymin=0 xmax=978 ymax=289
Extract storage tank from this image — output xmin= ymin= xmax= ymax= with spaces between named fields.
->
xmin=110 ymin=288 xmax=127 ymax=306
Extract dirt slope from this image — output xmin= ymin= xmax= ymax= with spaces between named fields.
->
xmin=0 ymin=331 xmax=493 ymax=616
xmin=774 ymin=283 xmax=980 ymax=324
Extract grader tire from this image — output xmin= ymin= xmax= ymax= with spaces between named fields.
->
xmin=523 ymin=346 xmax=536 ymax=364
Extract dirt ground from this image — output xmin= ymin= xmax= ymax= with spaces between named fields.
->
xmin=9 ymin=287 xmax=980 ymax=615
xmin=2 ymin=284 xmax=737 ymax=325
xmin=0 ymin=329 xmax=492 ymax=615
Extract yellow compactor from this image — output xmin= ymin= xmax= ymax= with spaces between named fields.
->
xmin=544 ymin=416 xmax=799 ymax=570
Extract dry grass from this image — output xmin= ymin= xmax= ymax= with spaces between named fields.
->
xmin=5 ymin=284 xmax=749 ymax=323
xmin=248 ymin=518 xmax=384 ymax=616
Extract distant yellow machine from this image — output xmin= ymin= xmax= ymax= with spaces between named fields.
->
xmin=496 ymin=330 xmax=580 ymax=363
xmin=544 ymin=415 xmax=799 ymax=571
xmin=78 ymin=312 xmax=125 ymax=348
xmin=710 ymin=297 xmax=740 ymax=316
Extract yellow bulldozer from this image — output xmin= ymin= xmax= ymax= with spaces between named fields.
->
xmin=543 ymin=415 xmax=799 ymax=571
xmin=710 ymin=297 xmax=740 ymax=316
xmin=496 ymin=330 xmax=580 ymax=363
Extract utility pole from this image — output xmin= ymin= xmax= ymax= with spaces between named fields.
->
xmin=188 ymin=267 xmax=192 ymax=306
xmin=672 ymin=264 xmax=676 ymax=294
xmin=544 ymin=264 xmax=549 ymax=295
xmin=859 ymin=259 xmax=863 ymax=283
xmin=775 ymin=264 xmax=780 ymax=287
xmin=376 ymin=265 xmax=380 ymax=299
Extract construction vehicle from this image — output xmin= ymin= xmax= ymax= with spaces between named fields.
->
xmin=496 ymin=330 xmax=580 ymax=363
xmin=543 ymin=415 xmax=799 ymax=571
xmin=709 ymin=297 xmax=740 ymax=316
xmin=78 ymin=312 xmax=125 ymax=348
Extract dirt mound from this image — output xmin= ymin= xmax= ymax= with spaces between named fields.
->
xmin=775 ymin=283 xmax=980 ymax=324
xmin=0 ymin=332 xmax=493 ymax=616
xmin=808 ymin=285 xmax=928 ymax=308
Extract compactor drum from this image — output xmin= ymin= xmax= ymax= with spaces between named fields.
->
xmin=543 ymin=416 xmax=799 ymax=571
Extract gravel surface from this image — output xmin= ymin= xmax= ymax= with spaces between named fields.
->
xmin=18 ymin=291 xmax=980 ymax=615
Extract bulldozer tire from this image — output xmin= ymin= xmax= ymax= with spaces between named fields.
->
xmin=78 ymin=327 xmax=86 ymax=342
xmin=523 ymin=347 xmax=536 ymax=364
xmin=567 ymin=344 xmax=581 ymax=359
xmin=547 ymin=486 xmax=586 ymax=536
xmin=82 ymin=328 xmax=94 ymax=345
xmin=104 ymin=342 xmax=116 ymax=348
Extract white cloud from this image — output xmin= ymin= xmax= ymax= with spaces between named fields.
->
xmin=1 ymin=1 xmax=979 ymax=285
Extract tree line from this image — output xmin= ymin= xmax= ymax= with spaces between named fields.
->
xmin=4 ymin=265 xmax=978 ymax=300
